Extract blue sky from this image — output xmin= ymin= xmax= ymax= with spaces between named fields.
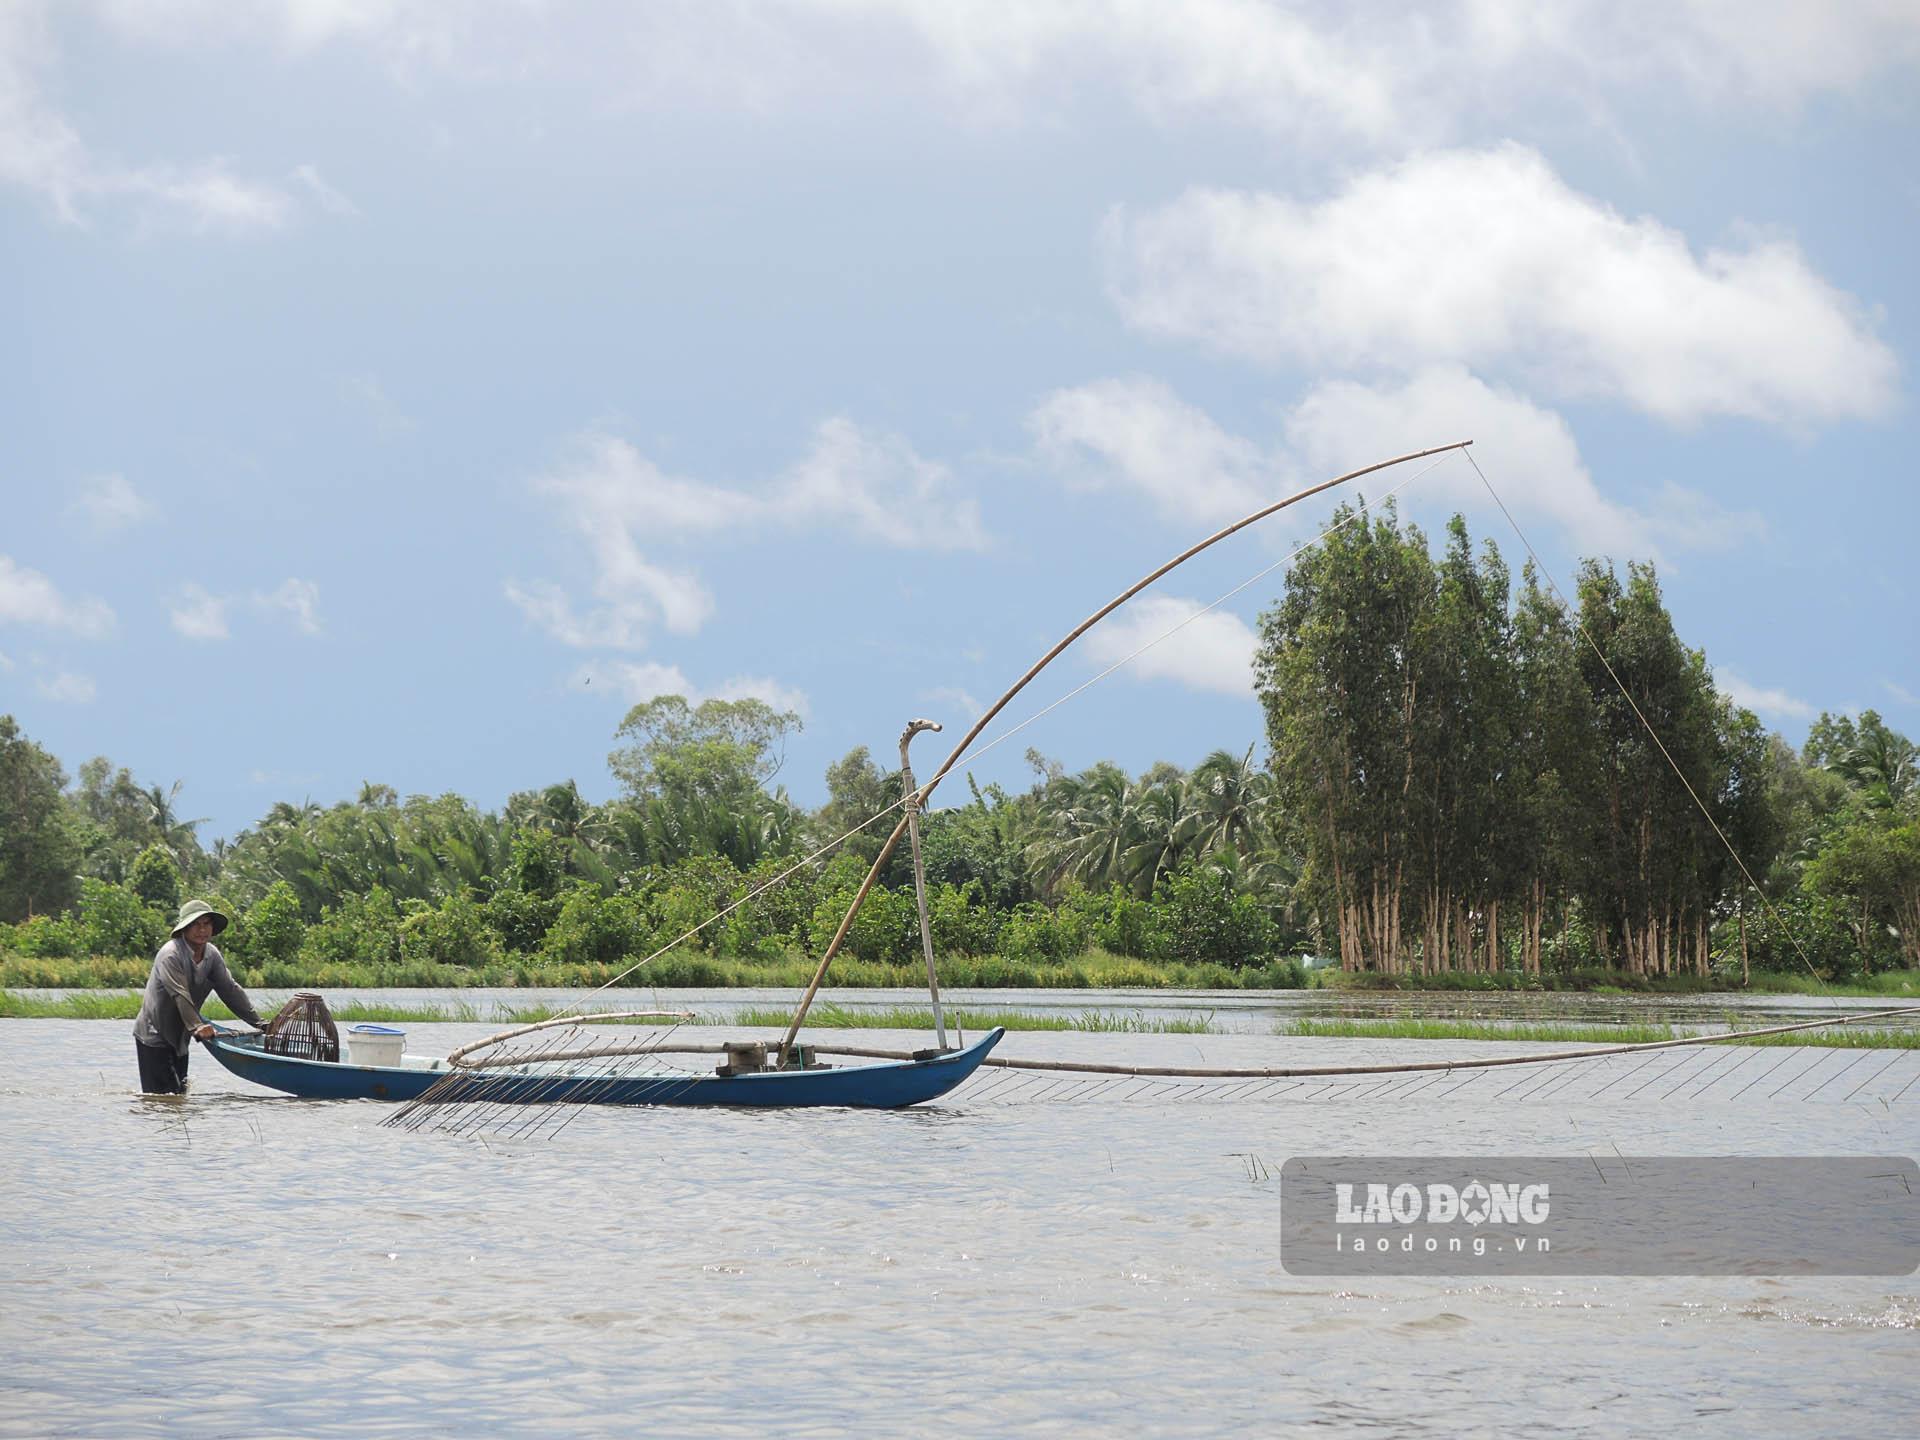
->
xmin=3 ymin=2 xmax=1916 ymax=841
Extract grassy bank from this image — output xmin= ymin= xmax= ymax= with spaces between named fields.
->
xmin=0 ymin=990 xmax=1215 ymax=1033
xmin=8 ymin=947 xmax=1917 ymax=997
xmin=726 ymin=1004 xmax=1214 ymax=1033
xmin=1282 ymin=1017 xmax=1920 ymax=1048
xmin=1315 ymin=968 xmax=1920 ymax=998
xmin=0 ymin=950 xmax=1305 ymax=993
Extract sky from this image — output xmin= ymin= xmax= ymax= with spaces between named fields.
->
xmin=2 ymin=1 xmax=1917 ymax=842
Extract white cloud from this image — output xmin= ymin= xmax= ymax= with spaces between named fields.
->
xmin=577 ymin=661 xmax=812 ymax=718
xmin=1530 ymin=1 xmax=1920 ymax=108
xmin=1883 ymin=680 xmax=1919 ymax=710
xmin=1718 ymin=667 xmax=1815 ymax=720
xmin=710 ymin=674 xmax=812 ymax=719
xmin=1283 ymin=367 xmax=1764 ymax=559
xmin=1033 ymin=368 xmax=1763 ymax=561
xmin=72 ymin=473 xmax=153 ymax=531
xmin=1029 ymin=377 xmax=1269 ymax=525
xmin=84 ymin=3 xmax=1920 ymax=142
xmin=256 ymin=578 xmax=323 ymax=635
xmin=169 ymin=583 xmax=230 ymax=640
xmin=34 ymin=669 xmax=96 ymax=703
xmin=0 ymin=649 xmax=13 ymax=670
xmin=1106 ymin=145 xmax=1898 ymax=426
xmin=0 ymin=3 xmax=291 ymax=231
xmin=290 ymin=163 xmax=359 ymax=216
xmin=1082 ymin=594 xmax=1258 ymax=697
xmin=0 ymin=555 xmax=115 ymax=636
xmin=512 ymin=422 xmax=983 ymax=652
xmin=777 ymin=418 xmax=988 ymax=550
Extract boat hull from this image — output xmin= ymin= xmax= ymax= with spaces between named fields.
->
xmin=204 ymin=1028 xmax=1004 ymax=1109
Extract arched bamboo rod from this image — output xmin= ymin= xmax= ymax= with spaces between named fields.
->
xmin=778 ymin=440 xmax=1474 ymax=1062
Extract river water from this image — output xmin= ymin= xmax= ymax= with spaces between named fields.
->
xmin=4 ymin=1004 xmax=1917 ymax=1437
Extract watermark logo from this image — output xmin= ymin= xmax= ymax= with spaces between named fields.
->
xmin=1336 ymin=1180 xmax=1551 ymax=1227
xmin=1283 ymin=1156 xmax=1920 ymax=1276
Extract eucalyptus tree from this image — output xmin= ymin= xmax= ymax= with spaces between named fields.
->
xmin=1572 ymin=561 xmax=1776 ymax=976
xmin=1257 ymin=500 xmax=1434 ymax=972
xmin=1507 ymin=564 xmax=1595 ymax=972
xmin=1407 ymin=519 xmax=1514 ymax=973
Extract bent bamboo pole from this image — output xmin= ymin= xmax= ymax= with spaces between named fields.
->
xmin=778 ymin=440 xmax=1474 ymax=1062
xmin=810 ymin=1006 xmax=1920 ymax=1076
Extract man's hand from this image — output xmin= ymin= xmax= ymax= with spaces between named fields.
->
xmin=194 ymin=1023 xmax=217 ymax=1041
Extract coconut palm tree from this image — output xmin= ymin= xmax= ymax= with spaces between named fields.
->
xmin=144 ymin=780 xmax=207 ymax=872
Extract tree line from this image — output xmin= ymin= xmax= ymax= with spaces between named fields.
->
xmin=1 ymin=505 xmax=1914 ymax=983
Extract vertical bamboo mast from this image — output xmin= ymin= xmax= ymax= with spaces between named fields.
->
xmin=779 ymin=440 xmax=1473 ymax=1061
xmin=899 ymin=718 xmax=948 ymax=1049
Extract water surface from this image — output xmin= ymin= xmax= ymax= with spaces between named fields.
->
xmin=3 ymin=1018 xmax=1915 ymax=1437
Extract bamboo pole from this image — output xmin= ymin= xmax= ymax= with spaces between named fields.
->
xmin=899 ymin=718 xmax=949 ymax=1050
xmin=446 ymin=1005 xmax=1920 ymax=1078
xmin=778 ymin=440 xmax=1474 ymax=1061
xmin=813 ymin=1005 xmax=1920 ymax=1075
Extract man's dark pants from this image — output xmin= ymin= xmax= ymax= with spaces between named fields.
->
xmin=136 ymin=1040 xmax=189 ymax=1094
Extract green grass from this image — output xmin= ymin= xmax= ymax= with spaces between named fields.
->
xmin=727 ymin=1003 xmax=1216 ymax=1034
xmin=1280 ymin=1017 xmax=1920 ymax=1048
xmin=0 ymin=949 xmax=1305 ymax=993
xmin=0 ymin=991 xmax=646 ymax=1025
xmin=1283 ymin=1018 xmax=1679 ymax=1044
xmin=1737 ymin=970 xmax=1920 ymax=998
xmin=0 ymin=989 xmax=1216 ymax=1033
xmin=1301 ymin=966 xmax=1920 ymax=998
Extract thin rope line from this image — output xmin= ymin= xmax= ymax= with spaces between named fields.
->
xmin=533 ymin=452 xmax=1462 ymax=1024
xmin=1462 ymin=447 xmax=1823 ymax=983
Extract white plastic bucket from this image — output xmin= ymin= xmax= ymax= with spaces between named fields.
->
xmin=346 ymin=1024 xmax=405 ymax=1067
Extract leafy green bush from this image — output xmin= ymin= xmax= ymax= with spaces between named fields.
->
xmin=540 ymin=888 xmax=650 ymax=966
xmin=1737 ymin=892 xmax=1880 ymax=980
xmin=995 ymin=902 xmax=1072 ymax=964
xmin=483 ymin=886 xmax=562 ymax=954
xmin=504 ymin=830 xmax=573 ymax=900
xmin=1148 ymin=864 xmax=1277 ymax=968
xmin=299 ymin=887 xmax=404 ymax=969
xmin=401 ymin=893 xmax=503 ymax=968
xmin=242 ymin=881 xmax=305 ymax=965
xmin=926 ymin=880 xmax=1000 ymax=957
xmin=716 ymin=855 xmax=815 ymax=959
xmin=126 ymin=845 xmax=183 ymax=912
xmin=6 ymin=912 xmax=82 ymax=957
xmin=78 ymin=879 xmax=169 ymax=958
xmin=1082 ymin=887 xmax=1154 ymax=959
xmin=646 ymin=855 xmax=747 ymax=954
xmin=808 ymin=881 xmax=916 ymax=964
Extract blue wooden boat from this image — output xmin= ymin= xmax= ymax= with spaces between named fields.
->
xmin=203 ymin=1026 xmax=1005 ymax=1109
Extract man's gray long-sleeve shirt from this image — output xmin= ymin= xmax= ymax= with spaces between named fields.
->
xmin=132 ymin=937 xmax=263 ymax=1054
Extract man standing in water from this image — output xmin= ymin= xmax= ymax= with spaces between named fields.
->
xmin=132 ymin=899 xmax=269 ymax=1094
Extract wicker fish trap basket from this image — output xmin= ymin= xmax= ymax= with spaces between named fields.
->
xmin=263 ymin=991 xmax=339 ymax=1062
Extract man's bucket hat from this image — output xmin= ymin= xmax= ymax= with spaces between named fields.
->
xmin=171 ymin=899 xmax=230 ymax=937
